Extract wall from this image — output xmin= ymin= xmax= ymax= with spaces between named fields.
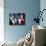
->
xmin=40 ymin=0 xmax=46 ymax=26
xmin=4 ymin=0 xmax=40 ymax=42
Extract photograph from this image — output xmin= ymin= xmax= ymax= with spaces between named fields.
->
xmin=9 ymin=13 xmax=25 ymax=25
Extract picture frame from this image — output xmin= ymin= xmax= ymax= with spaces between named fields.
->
xmin=9 ymin=13 xmax=25 ymax=25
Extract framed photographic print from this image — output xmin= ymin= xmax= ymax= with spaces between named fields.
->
xmin=9 ymin=13 xmax=25 ymax=25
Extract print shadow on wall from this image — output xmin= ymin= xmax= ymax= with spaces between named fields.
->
xmin=9 ymin=13 xmax=25 ymax=25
